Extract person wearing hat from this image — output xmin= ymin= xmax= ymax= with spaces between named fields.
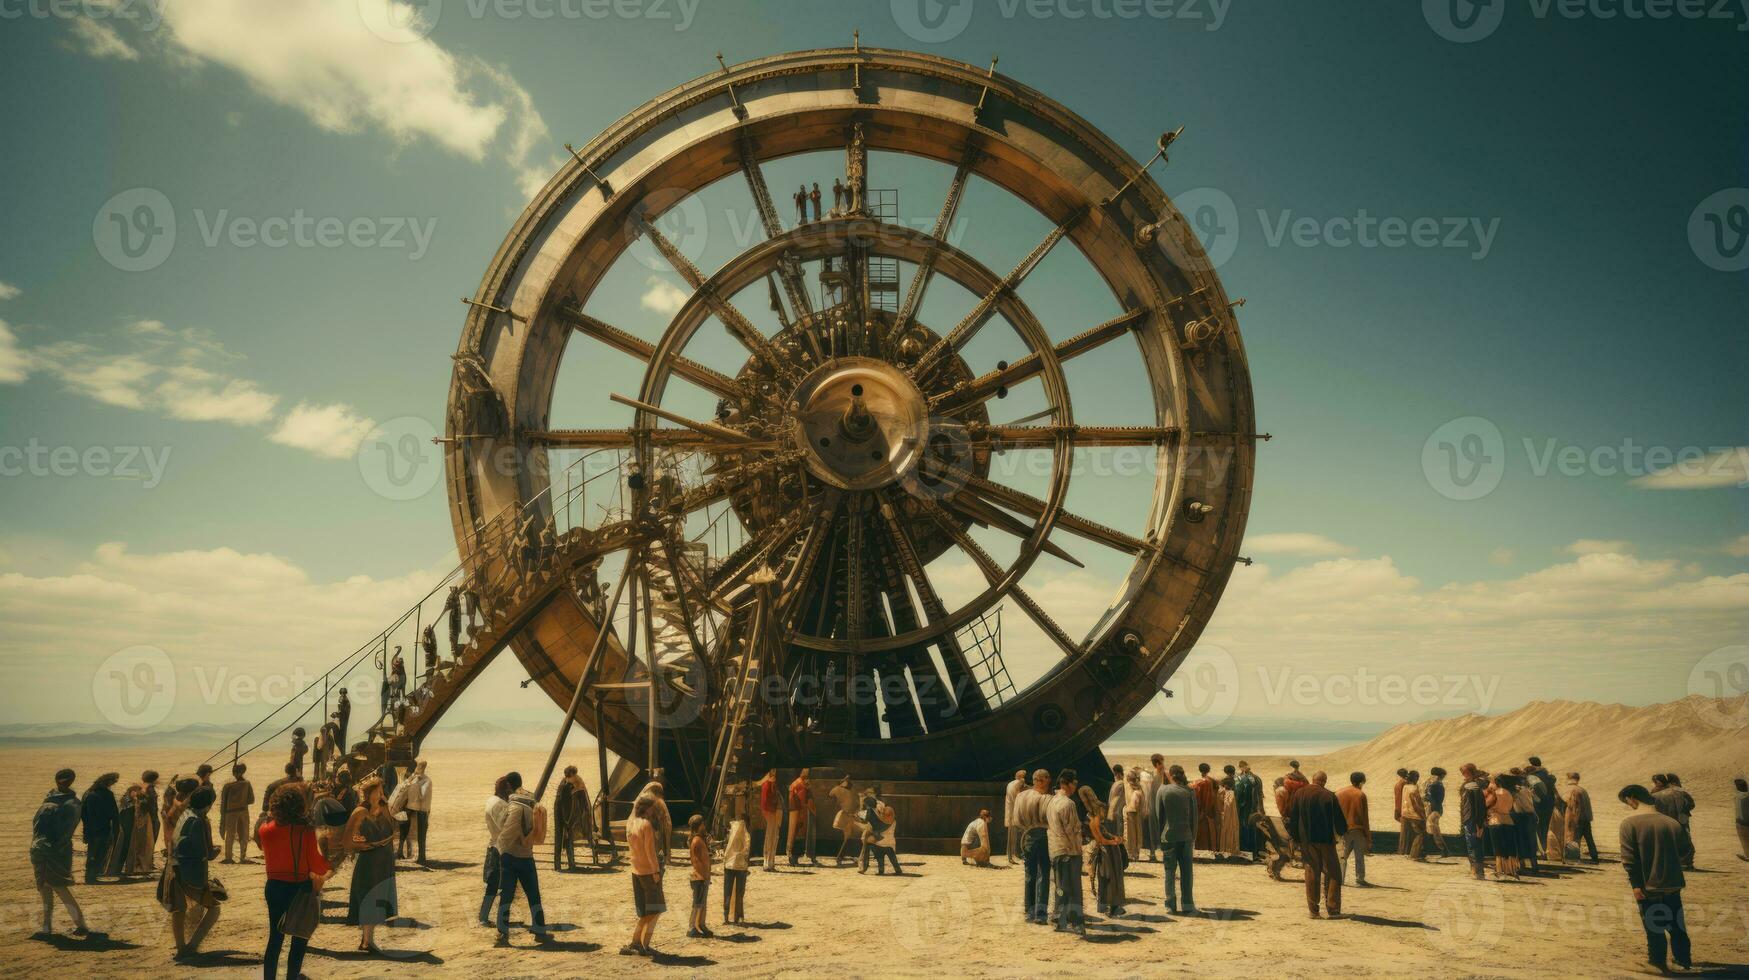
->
xmin=31 ymin=767 xmax=91 ymax=939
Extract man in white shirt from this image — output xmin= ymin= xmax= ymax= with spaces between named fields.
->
xmin=1046 ymin=768 xmax=1086 ymax=936
xmin=1003 ymin=769 xmax=1026 ymax=865
xmin=961 ymin=809 xmax=993 ymax=866
xmin=480 ymin=774 xmax=515 ymax=927
xmin=398 ymin=760 xmax=433 ymax=864
xmin=1012 ymin=769 xmax=1053 ymax=923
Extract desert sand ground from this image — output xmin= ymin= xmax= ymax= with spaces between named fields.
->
xmin=2 ymin=738 xmax=1746 ymax=979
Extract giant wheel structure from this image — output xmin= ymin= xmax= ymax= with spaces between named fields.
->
xmin=444 ymin=46 xmax=1256 ymax=814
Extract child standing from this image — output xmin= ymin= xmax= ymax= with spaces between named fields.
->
xmin=686 ymin=814 xmax=715 ymax=938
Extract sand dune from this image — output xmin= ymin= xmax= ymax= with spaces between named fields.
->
xmin=1311 ymin=695 xmax=1749 ymax=808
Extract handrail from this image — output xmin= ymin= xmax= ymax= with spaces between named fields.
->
xmin=199 ymin=448 xmax=636 ymax=769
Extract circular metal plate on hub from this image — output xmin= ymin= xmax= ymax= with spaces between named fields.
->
xmin=791 ymin=357 xmax=929 ymax=491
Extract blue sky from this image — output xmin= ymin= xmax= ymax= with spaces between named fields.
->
xmin=0 ymin=0 xmax=1744 ymax=732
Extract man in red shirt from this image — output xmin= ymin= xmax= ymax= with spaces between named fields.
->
xmin=786 ymin=769 xmax=817 ymax=866
xmin=758 ymin=770 xmax=782 ymax=872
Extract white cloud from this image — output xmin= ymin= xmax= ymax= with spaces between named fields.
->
xmin=68 ymin=16 xmax=140 ymax=60
xmin=1630 ymin=447 xmax=1749 ymax=490
xmin=0 ymin=541 xmax=455 ymax=725
xmin=1245 ymin=532 xmax=1354 ymax=557
xmin=5 ymin=316 xmax=382 ymax=460
xmin=1725 ymin=534 xmax=1749 ymax=558
xmin=269 ymin=402 xmax=376 ymax=459
xmin=71 ymin=0 xmax=557 ymax=189
xmin=1489 ymin=546 xmax=1516 ymax=567
xmin=1566 ymin=538 xmax=1631 ymax=556
xmin=0 ymin=321 xmax=27 ymax=385
xmin=640 ymin=276 xmax=690 ymax=316
xmin=23 ymin=320 xmax=280 ymax=425
xmin=0 ymin=282 xmax=20 ymax=301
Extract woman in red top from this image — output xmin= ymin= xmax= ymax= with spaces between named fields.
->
xmin=255 ymin=787 xmax=330 ymax=980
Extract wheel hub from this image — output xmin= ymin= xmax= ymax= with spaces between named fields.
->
xmin=791 ymin=357 xmax=929 ymax=491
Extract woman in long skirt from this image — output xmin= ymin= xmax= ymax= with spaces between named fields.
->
xmin=344 ymin=776 xmax=399 ymax=952
xmin=1217 ymin=776 xmax=1242 ymax=859
xmin=108 ymin=784 xmax=139 ymax=877
xmin=126 ymin=784 xmax=157 ymax=876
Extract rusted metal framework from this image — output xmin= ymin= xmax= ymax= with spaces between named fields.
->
xmin=445 ymin=46 xmax=1257 ymax=792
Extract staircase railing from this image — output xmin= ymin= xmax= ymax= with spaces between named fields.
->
xmin=198 ymin=447 xmax=634 ymax=771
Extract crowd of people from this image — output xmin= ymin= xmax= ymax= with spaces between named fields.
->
xmin=23 ymin=749 xmax=1747 ymax=975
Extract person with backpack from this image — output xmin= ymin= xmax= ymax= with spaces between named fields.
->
xmin=31 ymin=768 xmax=91 ymax=939
xmin=494 ymin=779 xmax=552 ymax=947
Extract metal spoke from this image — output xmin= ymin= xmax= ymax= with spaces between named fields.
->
xmin=557 ymin=305 xmax=741 ymax=400
xmin=920 ymin=500 xmax=1082 ymax=659
xmin=608 ymin=393 xmax=761 ymax=445
xmin=958 ymin=473 xmax=1149 ymax=555
xmin=737 ymin=132 xmax=813 ymax=320
xmin=942 ymin=493 xmax=1084 ymax=568
xmin=890 ymin=146 xmax=976 ymax=345
xmin=630 ymin=212 xmax=793 ymax=380
xmin=844 ymin=505 xmax=865 ymax=641
xmin=973 ymin=423 xmax=1181 ymax=449
xmin=527 ymin=428 xmax=778 ymax=451
xmin=931 ymin=308 xmax=1146 ymax=412
xmin=876 ymin=500 xmax=990 ymax=717
xmin=913 ymin=208 xmax=1084 ymax=376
